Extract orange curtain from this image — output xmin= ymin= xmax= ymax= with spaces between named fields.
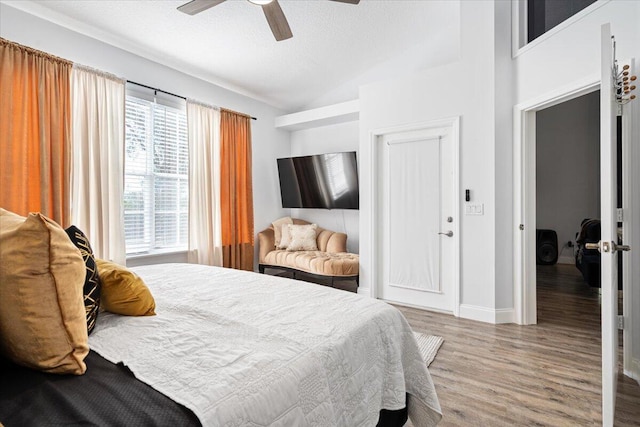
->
xmin=220 ymin=109 xmax=254 ymax=271
xmin=0 ymin=38 xmax=72 ymax=226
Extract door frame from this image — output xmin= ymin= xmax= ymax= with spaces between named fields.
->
xmin=513 ymin=69 xmax=638 ymax=383
xmin=367 ymin=116 xmax=460 ymax=317
xmin=513 ymin=76 xmax=600 ymax=325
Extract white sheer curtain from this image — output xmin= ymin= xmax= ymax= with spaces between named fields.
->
xmin=70 ymin=65 xmax=126 ymax=265
xmin=187 ymin=101 xmax=223 ymax=266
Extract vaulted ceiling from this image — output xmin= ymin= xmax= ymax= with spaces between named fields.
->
xmin=4 ymin=0 xmax=460 ymax=112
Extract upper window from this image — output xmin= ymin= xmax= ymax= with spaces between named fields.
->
xmin=527 ymin=0 xmax=597 ymax=43
xmin=124 ymin=88 xmax=188 ymax=256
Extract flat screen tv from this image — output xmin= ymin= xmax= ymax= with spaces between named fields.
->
xmin=277 ymin=151 xmax=359 ymax=209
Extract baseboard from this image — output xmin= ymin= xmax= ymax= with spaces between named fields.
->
xmin=626 ymin=358 xmax=640 ymax=386
xmin=357 ymin=286 xmax=370 ymax=296
xmin=557 ymin=255 xmax=575 ymax=265
xmin=495 ymin=308 xmax=515 ymax=323
xmin=383 ymin=299 xmax=453 ymax=315
xmin=459 ymin=304 xmax=515 ymax=324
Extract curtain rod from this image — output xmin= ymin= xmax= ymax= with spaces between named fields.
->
xmin=127 ymin=80 xmax=257 ymax=121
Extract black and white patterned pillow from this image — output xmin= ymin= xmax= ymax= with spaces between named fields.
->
xmin=65 ymin=226 xmax=101 ymax=334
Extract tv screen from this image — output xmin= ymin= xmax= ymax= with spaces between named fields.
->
xmin=277 ymin=151 xmax=359 ymax=209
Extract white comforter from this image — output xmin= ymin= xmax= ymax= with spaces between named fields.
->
xmin=89 ymin=263 xmax=441 ymax=426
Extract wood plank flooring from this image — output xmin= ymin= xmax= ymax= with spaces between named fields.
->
xmin=397 ymin=263 xmax=640 ymax=426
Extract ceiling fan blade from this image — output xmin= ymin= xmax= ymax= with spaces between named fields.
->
xmin=262 ymin=0 xmax=293 ymax=41
xmin=177 ymin=0 xmax=226 ymax=16
xmin=329 ymin=0 xmax=360 ymax=4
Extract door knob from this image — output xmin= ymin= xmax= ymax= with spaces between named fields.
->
xmin=585 ymin=241 xmax=631 ymax=253
xmin=438 ymin=231 xmax=453 ymax=237
xmin=585 ymin=242 xmax=600 ymax=251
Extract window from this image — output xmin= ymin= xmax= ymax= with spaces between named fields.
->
xmin=526 ymin=0 xmax=597 ymax=43
xmin=324 ymin=153 xmax=349 ymax=200
xmin=124 ymin=90 xmax=188 ymax=255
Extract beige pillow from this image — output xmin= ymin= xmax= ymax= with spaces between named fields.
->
xmin=286 ymin=224 xmax=319 ymax=251
xmin=279 ymin=222 xmax=293 ymax=249
xmin=0 ymin=209 xmax=88 ymax=375
xmin=272 ymin=216 xmax=293 ymax=249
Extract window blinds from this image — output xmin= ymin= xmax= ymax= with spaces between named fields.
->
xmin=124 ymin=91 xmax=188 ymax=255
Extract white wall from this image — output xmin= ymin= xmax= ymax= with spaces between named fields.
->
xmin=360 ymin=0 xmax=639 ymax=325
xmin=514 ymin=1 xmax=639 ymax=104
xmin=289 ymin=121 xmax=359 ymax=253
xmin=302 ymin=4 xmax=461 ymax=111
xmin=0 ymin=3 xmax=291 ymax=269
xmin=493 ymin=0 xmax=516 ymax=311
xmin=536 ymin=91 xmax=600 ymax=264
xmin=359 ymin=0 xmax=504 ymax=318
xmin=511 ymin=0 xmax=639 ymax=378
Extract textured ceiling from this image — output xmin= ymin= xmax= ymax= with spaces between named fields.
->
xmin=5 ymin=0 xmax=460 ymax=112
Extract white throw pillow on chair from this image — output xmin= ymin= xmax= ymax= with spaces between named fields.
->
xmin=286 ymin=224 xmax=318 ymax=251
xmin=273 ymin=216 xmax=293 ymax=249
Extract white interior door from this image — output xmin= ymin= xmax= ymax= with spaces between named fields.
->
xmin=378 ymin=125 xmax=456 ymax=312
xmin=600 ymin=23 xmax=619 ymax=427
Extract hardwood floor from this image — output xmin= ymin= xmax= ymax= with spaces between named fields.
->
xmin=397 ymin=263 xmax=640 ymax=426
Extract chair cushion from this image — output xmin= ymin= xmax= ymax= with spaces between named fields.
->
xmin=0 ymin=209 xmax=88 ymax=375
xmin=263 ymin=250 xmax=359 ymax=277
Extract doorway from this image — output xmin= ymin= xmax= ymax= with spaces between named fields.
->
xmin=535 ymin=91 xmax=601 ymax=323
xmin=513 ymin=49 xmax=639 ymax=424
xmin=513 ymin=79 xmax=600 ymax=326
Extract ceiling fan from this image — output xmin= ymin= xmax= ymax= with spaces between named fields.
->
xmin=177 ymin=0 xmax=360 ymax=42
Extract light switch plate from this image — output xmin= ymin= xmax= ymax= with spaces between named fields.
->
xmin=465 ymin=203 xmax=484 ymax=215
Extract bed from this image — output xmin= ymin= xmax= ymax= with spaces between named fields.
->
xmin=0 ymin=263 xmax=441 ymax=426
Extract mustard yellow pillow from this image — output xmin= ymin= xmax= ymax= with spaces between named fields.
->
xmin=0 ymin=208 xmax=88 ymax=375
xmin=96 ymin=259 xmax=156 ymax=316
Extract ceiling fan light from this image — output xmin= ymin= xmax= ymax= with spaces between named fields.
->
xmin=248 ymin=0 xmax=273 ymax=5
